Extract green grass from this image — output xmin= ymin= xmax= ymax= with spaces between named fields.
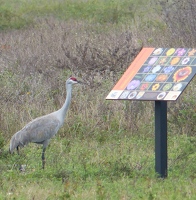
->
xmin=1 ymin=135 xmax=196 ymax=199
xmin=0 ymin=0 xmax=149 ymax=29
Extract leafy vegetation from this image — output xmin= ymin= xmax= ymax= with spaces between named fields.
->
xmin=0 ymin=0 xmax=196 ymax=199
xmin=0 ymin=0 xmax=149 ymax=29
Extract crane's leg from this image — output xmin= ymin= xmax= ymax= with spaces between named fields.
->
xmin=42 ymin=140 xmax=49 ymax=169
xmin=42 ymin=147 xmax=46 ymax=169
xmin=17 ymin=146 xmax=20 ymax=155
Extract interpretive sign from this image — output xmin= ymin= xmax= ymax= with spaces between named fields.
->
xmin=106 ymin=47 xmax=196 ymax=178
xmin=106 ymin=48 xmax=196 ymax=101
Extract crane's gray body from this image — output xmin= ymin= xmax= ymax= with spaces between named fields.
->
xmin=9 ymin=77 xmax=79 ymax=168
xmin=9 ymin=113 xmax=61 ymax=153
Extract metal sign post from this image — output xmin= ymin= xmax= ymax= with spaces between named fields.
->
xmin=155 ymin=101 xmax=167 ymax=178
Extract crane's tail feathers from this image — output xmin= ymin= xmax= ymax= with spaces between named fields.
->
xmin=9 ymin=138 xmax=17 ymax=154
xmin=9 ymin=133 xmax=21 ymax=154
xmin=10 ymin=130 xmax=28 ymax=154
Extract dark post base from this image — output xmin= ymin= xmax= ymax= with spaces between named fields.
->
xmin=155 ymin=101 xmax=168 ymax=178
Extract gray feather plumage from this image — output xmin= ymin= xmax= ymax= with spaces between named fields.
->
xmin=9 ymin=114 xmax=60 ymax=153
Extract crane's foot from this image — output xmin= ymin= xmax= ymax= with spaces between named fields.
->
xmin=19 ymin=164 xmax=26 ymax=172
xmin=42 ymin=159 xmax=46 ymax=169
xmin=42 ymin=148 xmax=46 ymax=169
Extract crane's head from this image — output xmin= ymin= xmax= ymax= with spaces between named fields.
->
xmin=67 ymin=77 xmax=80 ymax=85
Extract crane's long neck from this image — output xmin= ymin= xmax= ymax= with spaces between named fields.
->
xmin=57 ymin=83 xmax=72 ymax=123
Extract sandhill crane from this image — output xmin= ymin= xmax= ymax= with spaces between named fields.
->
xmin=9 ymin=77 xmax=80 ymax=169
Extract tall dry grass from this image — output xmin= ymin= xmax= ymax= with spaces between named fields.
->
xmin=157 ymin=0 xmax=196 ymax=47
xmin=0 ymin=0 xmax=196 ymax=150
xmin=0 ymin=18 xmax=150 ymax=147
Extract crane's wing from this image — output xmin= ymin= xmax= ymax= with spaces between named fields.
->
xmin=22 ymin=115 xmax=61 ymax=143
xmin=10 ymin=114 xmax=61 ymax=153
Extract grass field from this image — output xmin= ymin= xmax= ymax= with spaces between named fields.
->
xmin=1 ymin=135 xmax=196 ymax=199
xmin=0 ymin=0 xmax=149 ymax=28
xmin=0 ymin=0 xmax=196 ymax=199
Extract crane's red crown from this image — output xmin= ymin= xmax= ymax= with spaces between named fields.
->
xmin=70 ymin=77 xmax=77 ymax=81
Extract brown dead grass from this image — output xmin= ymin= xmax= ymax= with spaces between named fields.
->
xmin=0 ymin=13 xmax=195 ymax=147
xmin=0 ymin=18 xmax=146 ymax=143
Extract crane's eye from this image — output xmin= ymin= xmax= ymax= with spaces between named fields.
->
xmin=70 ymin=77 xmax=77 ymax=81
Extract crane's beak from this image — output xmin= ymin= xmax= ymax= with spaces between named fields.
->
xmin=77 ymin=80 xmax=83 ymax=84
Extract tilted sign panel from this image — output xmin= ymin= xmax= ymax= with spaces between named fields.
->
xmin=106 ymin=48 xmax=196 ymax=101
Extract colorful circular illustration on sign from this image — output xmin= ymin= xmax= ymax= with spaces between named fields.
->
xmin=166 ymin=48 xmax=175 ymax=56
xmin=142 ymin=66 xmax=151 ymax=73
xmin=162 ymin=83 xmax=172 ymax=91
xmin=172 ymin=83 xmax=183 ymax=91
xmin=119 ymin=90 xmax=131 ymax=99
xmin=181 ymin=57 xmax=190 ymax=65
xmin=140 ymin=83 xmax=149 ymax=90
xmin=109 ymin=91 xmax=120 ymax=98
xmin=128 ymin=91 xmax=137 ymax=99
xmin=153 ymin=48 xmax=163 ymax=55
xmin=159 ymin=57 xmax=167 ymax=65
xmin=170 ymin=57 xmax=180 ymax=65
xmin=175 ymin=48 xmax=186 ymax=56
xmin=188 ymin=49 xmax=196 ymax=56
xmin=152 ymin=65 xmax=161 ymax=73
xmin=145 ymin=74 xmax=157 ymax=82
xmin=173 ymin=66 xmax=192 ymax=82
xmin=127 ymin=80 xmax=140 ymax=90
xmin=157 ymin=92 xmax=166 ymax=100
xmin=152 ymin=83 xmax=160 ymax=91
xmin=136 ymin=91 xmax=145 ymax=99
xmin=163 ymin=66 xmax=175 ymax=74
xmin=156 ymin=74 xmax=168 ymax=82
xmin=148 ymin=57 xmax=158 ymax=65
xmin=171 ymin=94 xmax=178 ymax=100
